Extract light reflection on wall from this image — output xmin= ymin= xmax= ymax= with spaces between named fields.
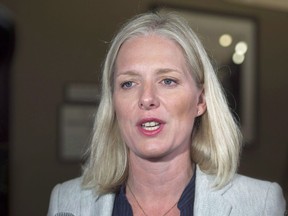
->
xmin=219 ymin=34 xmax=248 ymax=65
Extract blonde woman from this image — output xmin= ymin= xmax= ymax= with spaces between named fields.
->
xmin=48 ymin=12 xmax=286 ymax=216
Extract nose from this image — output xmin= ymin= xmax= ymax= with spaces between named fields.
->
xmin=138 ymin=83 xmax=160 ymax=110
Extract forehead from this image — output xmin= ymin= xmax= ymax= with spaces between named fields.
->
xmin=115 ymin=34 xmax=187 ymax=69
xmin=120 ymin=34 xmax=183 ymax=54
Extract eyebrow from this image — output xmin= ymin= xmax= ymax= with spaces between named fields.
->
xmin=115 ymin=70 xmax=140 ymax=78
xmin=115 ymin=68 xmax=182 ymax=78
xmin=156 ymin=68 xmax=182 ymax=75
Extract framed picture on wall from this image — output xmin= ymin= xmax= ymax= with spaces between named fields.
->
xmin=157 ymin=7 xmax=258 ymax=146
xmin=58 ymin=83 xmax=100 ymax=162
xmin=58 ymin=104 xmax=97 ymax=161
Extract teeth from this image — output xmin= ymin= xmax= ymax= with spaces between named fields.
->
xmin=141 ymin=121 xmax=160 ymax=131
xmin=142 ymin=121 xmax=159 ymax=127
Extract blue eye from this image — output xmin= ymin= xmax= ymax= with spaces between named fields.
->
xmin=121 ymin=81 xmax=134 ymax=89
xmin=162 ymin=78 xmax=176 ymax=86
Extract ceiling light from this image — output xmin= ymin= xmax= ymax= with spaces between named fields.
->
xmin=235 ymin=41 xmax=248 ymax=55
xmin=232 ymin=52 xmax=245 ymax=64
xmin=219 ymin=34 xmax=233 ymax=47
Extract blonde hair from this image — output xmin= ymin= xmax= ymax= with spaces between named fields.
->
xmin=82 ymin=11 xmax=242 ymax=194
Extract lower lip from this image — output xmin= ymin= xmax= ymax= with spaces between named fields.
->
xmin=137 ymin=124 xmax=164 ymax=136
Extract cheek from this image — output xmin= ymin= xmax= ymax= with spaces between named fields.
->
xmin=114 ymin=100 xmax=126 ymax=121
xmin=169 ymin=94 xmax=197 ymax=120
xmin=113 ymin=99 xmax=130 ymax=139
xmin=113 ymin=95 xmax=135 ymax=126
xmin=114 ymin=88 xmax=135 ymax=107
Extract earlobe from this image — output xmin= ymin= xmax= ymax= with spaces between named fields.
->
xmin=196 ymin=90 xmax=206 ymax=116
xmin=197 ymin=105 xmax=206 ymax=117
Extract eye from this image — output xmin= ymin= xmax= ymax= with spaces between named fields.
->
xmin=121 ymin=81 xmax=134 ymax=89
xmin=162 ymin=78 xmax=177 ymax=86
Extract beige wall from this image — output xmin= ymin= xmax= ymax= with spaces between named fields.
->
xmin=1 ymin=0 xmax=287 ymax=215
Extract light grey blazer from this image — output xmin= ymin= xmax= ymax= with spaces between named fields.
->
xmin=48 ymin=168 xmax=287 ymax=216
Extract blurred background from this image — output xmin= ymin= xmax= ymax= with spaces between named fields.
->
xmin=0 ymin=0 xmax=287 ymax=215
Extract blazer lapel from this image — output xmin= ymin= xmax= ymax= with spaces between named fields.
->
xmin=80 ymin=189 xmax=94 ymax=215
xmin=81 ymin=191 xmax=115 ymax=216
xmin=92 ymin=193 xmax=115 ymax=216
xmin=194 ymin=167 xmax=232 ymax=216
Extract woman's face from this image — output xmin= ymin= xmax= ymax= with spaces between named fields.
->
xmin=113 ymin=35 xmax=206 ymax=160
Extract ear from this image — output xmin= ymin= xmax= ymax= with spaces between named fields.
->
xmin=196 ymin=89 xmax=206 ymax=117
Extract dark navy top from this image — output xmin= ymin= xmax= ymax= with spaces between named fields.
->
xmin=112 ymin=170 xmax=196 ymax=216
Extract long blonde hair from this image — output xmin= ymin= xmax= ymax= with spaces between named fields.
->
xmin=82 ymin=11 xmax=242 ymax=194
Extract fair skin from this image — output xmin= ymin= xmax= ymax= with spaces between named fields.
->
xmin=113 ymin=34 xmax=206 ymax=215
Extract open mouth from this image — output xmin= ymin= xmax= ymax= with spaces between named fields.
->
xmin=141 ymin=121 xmax=161 ymax=131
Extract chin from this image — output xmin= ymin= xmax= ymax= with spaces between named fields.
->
xmin=137 ymin=148 xmax=175 ymax=161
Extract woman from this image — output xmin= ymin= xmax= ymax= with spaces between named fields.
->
xmin=48 ymin=12 xmax=286 ymax=216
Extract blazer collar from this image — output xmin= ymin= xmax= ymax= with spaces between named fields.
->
xmin=81 ymin=166 xmax=233 ymax=216
xmin=194 ymin=166 xmax=233 ymax=216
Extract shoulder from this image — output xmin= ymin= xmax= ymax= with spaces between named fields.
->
xmin=52 ymin=177 xmax=87 ymax=197
xmin=47 ymin=177 xmax=95 ymax=216
xmin=195 ymin=168 xmax=286 ymax=215
xmin=230 ymin=174 xmax=285 ymax=201
xmin=47 ymin=177 xmax=116 ymax=216
xmin=231 ymin=173 xmax=280 ymax=193
xmin=226 ymin=174 xmax=286 ymax=215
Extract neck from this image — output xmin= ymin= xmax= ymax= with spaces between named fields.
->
xmin=127 ymin=150 xmax=194 ymax=200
